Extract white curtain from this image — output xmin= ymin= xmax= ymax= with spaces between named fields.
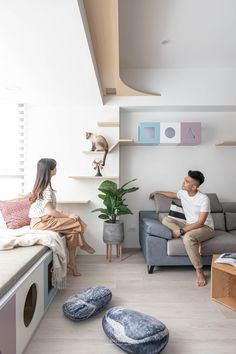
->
xmin=0 ymin=103 xmax=25 ymax=199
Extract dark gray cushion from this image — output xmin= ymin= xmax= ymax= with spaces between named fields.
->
xmin=206 ymin=193 xmax=222 ymax=212
xmin=142 ymin=217 xmax=172 ymax=239
xmin=102 ymin=307 xmax=169 ymax=354
xmin=211 ymin=213 xmax=225 ymax=231
xmin=222 ymin=202 xmax=236 ymax=213
xmin=225 ymin=212 xmax=236 ymax=231
xmin=154 ymin=194 xmax=181 ymax=213
xmin=201 ymin=231 xmax=236 ymax=254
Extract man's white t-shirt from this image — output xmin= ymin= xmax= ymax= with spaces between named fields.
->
xmin=177 ymin=189 xmax=214 ymax=229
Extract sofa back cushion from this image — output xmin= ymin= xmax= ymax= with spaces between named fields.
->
xmin=154 ymin=194 xmax=181 ymax=213
xmin=222 ymin=202 xmax=236 ymax=213
xmin=225 ymin=212 xmax=236 ymax=231
xmin=211 ymin=213 xmax=225 ymax=231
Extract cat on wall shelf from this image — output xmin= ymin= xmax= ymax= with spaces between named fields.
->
xmin=86 ymin=132 xmax=109 ymax=166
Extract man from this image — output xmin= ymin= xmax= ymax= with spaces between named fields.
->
xmin=149 ymin=170 xmax=215 ymax=287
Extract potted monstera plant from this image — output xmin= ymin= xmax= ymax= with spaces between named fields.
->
xmin=92 ymin=179 xmax=139 ymax=244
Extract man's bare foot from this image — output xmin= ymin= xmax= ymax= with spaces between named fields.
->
xmin=67 ymin=264 xmax=81 ymax=276
xmin=80 ymin=243 xmax=95 ymax=254
xmin=196 ymin=268 xmax=206 ymax=287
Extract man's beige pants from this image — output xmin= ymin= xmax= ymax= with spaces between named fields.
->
xmin=162 ymin=216 xmax=215 ymax=269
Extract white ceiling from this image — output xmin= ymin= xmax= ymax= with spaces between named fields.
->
xmin=119 ymin=0 xmax=236 ymax=69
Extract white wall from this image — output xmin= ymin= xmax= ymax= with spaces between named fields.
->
xmin=120 ymin=109 xmax=236 ymax=248
xmin=0 ymin=0 xmax=102 ymax=105
xmin=24 ymin=105 xmax=119 ymax=254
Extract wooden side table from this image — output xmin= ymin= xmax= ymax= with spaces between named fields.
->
xmin=106 ymin=243 xmax=123 ymax=262
xmin=211 ymin=254 xmax=236 ymax=311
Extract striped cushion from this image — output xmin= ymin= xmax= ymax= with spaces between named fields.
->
xmin=168 ymin=201 xmax=186 ymax=222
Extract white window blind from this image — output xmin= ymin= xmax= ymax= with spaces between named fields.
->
xmin=0 ymin=103 xmax=25 ymax=199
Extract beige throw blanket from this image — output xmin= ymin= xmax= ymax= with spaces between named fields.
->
xmin=0 ymin=226 xmax=67 ymax=289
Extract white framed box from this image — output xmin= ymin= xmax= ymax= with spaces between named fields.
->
xmin=160 ymin=122 xmax=181 ymax=144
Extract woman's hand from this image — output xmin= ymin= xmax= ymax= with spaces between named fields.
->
xmin=68 ymin=214 xmax=80 ymax=221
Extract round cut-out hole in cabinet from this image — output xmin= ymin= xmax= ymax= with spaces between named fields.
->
xmin=23 ymin=283 xmax=37 ymax=327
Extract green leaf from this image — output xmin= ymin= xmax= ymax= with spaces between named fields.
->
xmin=117 ymin=206 xmax=133 ymax=215
xmin=98 ymin=180 xmax=117 ymax=194
xmin=91 ymin=208 xmax=108 ymax=213
xmin=98 ymin=214 xmax=110 ymax=220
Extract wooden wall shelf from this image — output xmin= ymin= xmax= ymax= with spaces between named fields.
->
xmin=97 ymin=121 xmax=119 ymax=127
xmin=215 ymin=141 xmax=236 ymax=146
xmin=68 ymin=176 xmax=119 ymax=180
xmin=82 ymin=151 xmax=104 ymax=154
xmin=82 ymin=139 xmax=134 ymax=154
xmin=57 ymin=200 xmax=90 ymax=204
xmin=109 ymin=139 xmax=134 ymax=152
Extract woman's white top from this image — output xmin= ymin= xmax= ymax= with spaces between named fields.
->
xmin=29 ymin=185 xmax=56 ymax=218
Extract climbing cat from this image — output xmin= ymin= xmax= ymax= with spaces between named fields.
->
xmin=86 ymin=132 xmax=109 ymax=166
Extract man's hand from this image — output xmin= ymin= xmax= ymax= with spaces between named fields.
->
xmin=149 ymin=192 xmax=157 ymax=200
xmin=172 ymin=229 xmax=181 ymax=238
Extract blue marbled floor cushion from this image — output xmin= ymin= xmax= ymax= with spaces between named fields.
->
xmin=63 ymin=285 xmax=112 ymax=321
xmin=102 ymin=307 xmax=169 ymax=353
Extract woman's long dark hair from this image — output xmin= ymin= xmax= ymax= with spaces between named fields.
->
xmin=30 ymin=158 xmax=57 ymax=203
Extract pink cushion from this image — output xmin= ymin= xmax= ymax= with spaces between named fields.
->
xmin=0 ymin=197 xmax=31 ymax=229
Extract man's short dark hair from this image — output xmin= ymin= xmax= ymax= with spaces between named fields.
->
xmin=188 ymin=170 xmax=205 ymax=186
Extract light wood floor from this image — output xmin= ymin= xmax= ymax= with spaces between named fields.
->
xmin=24 ymin=249 xmax=236 ymax=354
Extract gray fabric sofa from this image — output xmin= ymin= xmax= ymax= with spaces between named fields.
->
xmin=139 ymin=193 xmax=236 ymax=273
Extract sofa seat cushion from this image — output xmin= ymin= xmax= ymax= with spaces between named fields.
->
xmin=142 ymin=217 xmax=172 ymax=240
xmin=63 ymin=286 xmax=112 ymax=321
xmin=201 ymin=231 xmax=236 ymax=254
xmin=225 ymin=212 xmax=236 ymax=231
xmin=0 ymin=245 xmax=48 ymax=298
xmin=167 ymin=231 xmax=236 ymax=256
xmin=167 ymin=238 xmax=186 ymax=256
xmin=102 ymin=306 xmax=169 ymax=354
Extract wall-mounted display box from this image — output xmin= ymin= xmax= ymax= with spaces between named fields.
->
xmin=138 ymin=123 xmax=160 ymax=144
xmin=138 ymin=122 xmax=201 ymax=145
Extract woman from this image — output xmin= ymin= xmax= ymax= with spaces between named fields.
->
xmin=29 ymin=158 xmax=95 ymax=276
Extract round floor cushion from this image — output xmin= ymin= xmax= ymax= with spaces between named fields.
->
xmin=102 ymin=307 xmax=169 ymax=353
xmin=63 ymin=285 xmax=112 ymax=321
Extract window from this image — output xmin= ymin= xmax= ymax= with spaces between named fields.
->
xmin=0 ymin=103 xmax=25 ymax=199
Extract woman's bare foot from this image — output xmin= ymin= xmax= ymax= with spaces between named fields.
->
xmin=67 ymin=264 xmax=81 ymax=276
xmin=196 ymin=268 xmax=206 ymax=287
xmin=80 ymin=243 xmax=95 ymax=254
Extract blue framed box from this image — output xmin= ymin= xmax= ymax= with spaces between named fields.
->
xmin=138 ymin=123 xmax=160 ymax=144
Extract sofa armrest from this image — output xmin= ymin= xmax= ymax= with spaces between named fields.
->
xmin=142 ymin=217 xmax=172 ymax=240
